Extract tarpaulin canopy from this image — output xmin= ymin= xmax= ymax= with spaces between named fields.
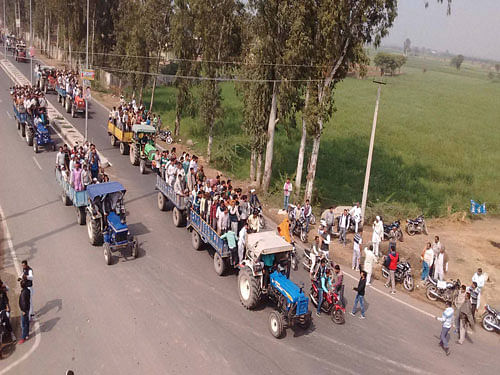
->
xmin=86 ymin=182 xmax=126 ymax=200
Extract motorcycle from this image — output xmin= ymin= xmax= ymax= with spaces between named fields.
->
xmin=255 ymin=206 xmax=266 ymax=229
xmin=425 ymin=278 xmax=460 ymax=306
xmin=381 ymin=261 xmax=414 ymax=291
xmin=481 ymin=305 xmax=500 ymax=332
xmin=302 ymin=247 xmax=331 ymax=273
xmin=158 ymin=130 xmax=173 ymax=144
xmin=405 ymin=215 xmax=428 ymax=236
xmin=383 ymin=220 xmax=404 ymax=242
xmin=290 ymin=217 xmax=308 ymax=243
xmin=309 ymin=281 xmax=345 ymax=324
xmin=289 ymin=243 xmax=299 ymax=271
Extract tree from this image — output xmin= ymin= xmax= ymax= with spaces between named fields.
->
xmin=450 ymin=54 xmax=464 ymax=70
xmin=373 ymin=52 xmax=407 ymax=76
xmin=403 ymin=38 xmax=411 ymax=56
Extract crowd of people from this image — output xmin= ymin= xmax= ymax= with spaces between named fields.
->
xmin=10 ymin=84 xmax=48 ymax=122
xmin=51 ymin=67 xmax=84 ymax=101
xmin=108 ymin=96 xmax=163 ymax=132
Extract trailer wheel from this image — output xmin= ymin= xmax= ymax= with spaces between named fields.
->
xmin=119 ymin=142 xmax=129 ymax=155
xmin=238 ymin=267 xmax=261 ymax=309
xmin=104 ymin=243 xmax=112 ymax=265
xmin=20 ymin=123 xmax=26 ymax=138
xmin=33 ymin=138 xmax=39 ymax=153
xmin=65 ymin=98 xmax=71 ymax=113
xmin=139 ymin=159 xmax=146 ymax=174
xmin=110 ymin=135 xmax=117 ymax=147
xmin=87 ymin=212 xmax=103 ymax=246
xmin=268 ymin=311 xmax=285 ymax=339
xmin=157 ymin=192 xmax=168 ymax=211
xmin=76 ymin=207 xmax=86 ymax=225
xmin=191 ymin=230 xmax=203 ymax=250
xmin=17 ymin=120 xmax=20 ymax=130
xmin=26 ymin=127 xmax=33 ymax=146
xmin=213 ymin=252 xmax=226 ymax=276
xmin=61 ymin=190 xmax=71 ymax=206
xmin=172 ymin=207 xmax=185 ymax=227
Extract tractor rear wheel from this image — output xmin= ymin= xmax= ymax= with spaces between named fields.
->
xmin=139 ymin=158 xmax=146 ymax=174
xmin=104 ymin=243 xmax=112 ymax=265
xmin=238 ymin=267 xmax=261 ymax=309
xmin=20 ymin=123 xmax=25 ymax=138
xmin=191 ymin=230 xmax=203 ymax=251
xmin=110 ymin=135 xmax=117 ymax=147
xmin=213 ymin=252 xmax=226 ymax=276
xmin=268 ymin=311 xmax=285 ymax=339
xmin=87 ymin=212 xmax=103 ymax=246
xmin=26 ymin=127 xmax=34 ymax=146
xmin=129 ymin=144 xmax=139 ymax=166
xmin=157 ymin=192 xmax=168 ymax=211
xmin=119 ymin=142 xmax=129 ymax=155
xmin=76 ymin=207 xmax=86 ymax=225
xmin=33 ymin=138 xmax=39 ymax=153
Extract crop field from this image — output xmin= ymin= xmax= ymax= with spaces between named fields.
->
xmin=144 ymin=55 xmax=500 ymax=217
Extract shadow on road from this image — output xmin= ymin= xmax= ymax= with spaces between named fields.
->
xmin=4 ymin=199 xmax=59 ymax=221
xmin=37 ymin=298 xmax=63 ymax=318
xmin=39 ymin=317 xmax=60 ymax=333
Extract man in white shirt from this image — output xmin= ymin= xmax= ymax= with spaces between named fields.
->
xmin=371 ymin=216 xmax=383 ymax=257
xmin=56 ymin=147 xmax=66 ymax=168
xmin=189 ymin=155 xmax=198 ymax=173
xmin=238 ymin=223 xmax=248 ymax=264
xmin=420 ymin=242 xmax=434 ymax=287
xmin=349 ymin=202 xmax=362 ymax=233
xmin=283 ymin=178 xmax=292 ymax=211
xmin=472 ymin=268 xmax=485 ymax=308
xmin=338 ymin=209 xmax=349 ymax=246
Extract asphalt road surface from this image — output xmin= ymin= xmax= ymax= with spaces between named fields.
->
xmin=1 ymin=56 xmax=499 ymax=375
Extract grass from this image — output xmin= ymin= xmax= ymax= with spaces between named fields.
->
xmin=142 ymin=55 xmax=500 ymax=218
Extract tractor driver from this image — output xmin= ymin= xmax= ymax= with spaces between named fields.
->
xmin=314 ymin=258 xmax=328 ymax=317
xmin=261 ymin=253 xmax=275 ymax=289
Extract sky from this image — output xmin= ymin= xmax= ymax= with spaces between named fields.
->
xmin=382 ymin=0 xmax=500 ymax=61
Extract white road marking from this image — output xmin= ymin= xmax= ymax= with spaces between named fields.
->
xmin=0 ymin=205 xmax=42 ymax=375
xmin=6 ymin=110 xmax=12 ymax=119
xmin=32 ymin=156 xmax=42 ymax=170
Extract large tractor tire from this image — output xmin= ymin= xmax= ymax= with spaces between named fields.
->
xmin=129 ymin=144 xmax=140 ymax=166
xmin=20 ymin=123 xmax=26 ymax=138
xmin=65 ymin=98 xmax=71 ymax=113
xmin=87 ymin=212 xmax=103 ymax=246
xmin=157 ymin=192 xmax=168 ymax=211
xmin=191 ymin=230 xmax=203 ymax=251
xmin=119 ymin=142 xmax=130 ymax=155
xmin=139 ymin=159 xmax=146 ymax=174
xmin=110 ymin=135 xmax=117 ymax=147
xmin=213 ymin=252 xmax=226 ymax=276
xmin=33 ymin=138 xmax=39 ymax=153
xmin=76 ymin=207 xmax=86 ymax=225
xmin=17 ymin=120 xmax=20 ymax=130
xmin=26 ymin=127 xmax=34 ymax=146
xmin=268 ymin=311 xmax=285 ymax=339
xmin=172 ymin=207 xmax=185 ymax=227
xmin=238 ymin=267 xmax=261 ymax=309
xmin=61 ymin=190 xmax=71 ymax=206
xmin=103 ymin=242 xmax=113 ymax=265
xmin=71 ymin=105 xmax=76 ymax=118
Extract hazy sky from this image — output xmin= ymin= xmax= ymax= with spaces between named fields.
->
xmin=382 ymin=0 xmax=500 ymax=61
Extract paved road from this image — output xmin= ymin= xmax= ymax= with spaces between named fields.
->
xmin=1 ymin=56 xmax=499 ymax=375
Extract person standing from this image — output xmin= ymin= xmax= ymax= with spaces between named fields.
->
xmin=20 ymin=260 xmax=34 ymax=320
xmin=350 ymin=270 xmax=367 ymax=319
xmin=332 ymin=265 xmax=344 ymax=306
xmin=433 ymin=247 xmax=448 ymax=281
xmin=471 ymin=268 xmax=485 ymax=309
xmin=303 ymin=200 xmax=312 ymax=235
xmin=431 ymin=235 xmax=442 ymax=277
xmin=220 ymin=229 xmax=238 ymax=267
xmin=371 ymin=216 xmax=383 ymax=257
xmin=436 ymin=301 xmax=454 ymax=356
xmin=238 ymin=223 xmax=248 ymax=265
xmin=419 ymin=242 xmax=434 ymax=288
xmin=349 ymin=202 xmax=361 ymax=233
xmin=457 ymin=291 xmax=475 ymax=345
xmin=338 ymin=209 xmax=349 ymax=246
xmin=314 ymin=258 xmax=327 ymax=317
xmin=283 ymin=178 xmax=292 ymax=211
xmin=324 ymin=206 xmax=335 ymax=234
xmin=309 ymin=236 xmax=321 ymax=279
xmin=454 ymin=285 xmax=467 ymax=334
xmin=469 ymin=282 xmax=479 ymax=319
xmin=384 ymin=246 xmax=399 ymax=294
xmin=18 ymin=279 xmax=31 ymax=344
xmin=352 ymin=233 xmax=362 ymax=270
xmin=363 ymin=245 xmax=377 ymax=286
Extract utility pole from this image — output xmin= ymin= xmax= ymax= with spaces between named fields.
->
xmin=360 ymin=80 xmax=386 ymax=223
xmin=3 ymin=0 xmax=6 ymax=58
xmin=29 ymin=0 xmax=32 ymax=85
xmin=85 ymin=0 xmax=89 ymax=141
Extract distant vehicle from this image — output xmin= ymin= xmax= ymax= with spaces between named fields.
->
xmin=15 ymin=43 xmax=28 ymax=63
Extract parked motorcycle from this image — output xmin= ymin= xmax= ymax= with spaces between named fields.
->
xmin=381 ymin=261 xmax=414 ymax=291
xmin=158 ymin=130 xmax=173 ymax=144
xmin=290 ymin=244 xmax=299 ymax=271
xmin=405 ymin=215 xmax=428 ymax=236
xmin=481 ymin=305 xmax=500 ymax=332
xmin=383 ymin=220 xmax=404 ymax=242
xmin=302 ymin=247 xmax=331 ymax=273
xmin=309 ymin=281 xmax=345 ymax=324
xmin=425 ymin=278 xmax=460 ymax=306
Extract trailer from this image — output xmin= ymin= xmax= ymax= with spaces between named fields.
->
xmin=13 ymin=104 xmax=28 ymax=137
xmin=156 ymin=174 xmax=189 ymax=227
xmin=108 ymin=121 xmax=133 ymax=155
xmin=55 ymin=167 xmax=89 ymax=225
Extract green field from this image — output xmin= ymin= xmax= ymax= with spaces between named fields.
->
xmin=144 ymin=55 xmax=500 ymax=218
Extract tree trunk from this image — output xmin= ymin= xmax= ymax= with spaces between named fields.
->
xmin=91 ymin=7 xmax=96 ymax=66
xmin=56 ymin=23 xmax=59 ymax=52
xmin=304 ymin=119 xmax=323 ymax=202
xmin=149 ymin=48 xmax=162 ymax=113
xmin=256 ymin=151 xmax=263 ymax=187
xmin=174 ymin=110 xmax=181 ymax=136
xmin=47 ymin=15 xmax=51 ymax=58
xmin=207 ymin=124 xmax=214 ymax=163
xmin=139 ymin=85 xmax=144 ymax=102
xmin=294 ymin=86 xmax=309 ymax=197
xmin=261 ymin=81 xmax=279 ymax=192
xmin=249 ymin=148 xmax=257 ymax=182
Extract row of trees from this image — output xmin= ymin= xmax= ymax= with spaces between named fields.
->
xmin=373 ymin=52 xmax=407 ymax=76
xmin=7 ymin=0 xmax=399 ymax=202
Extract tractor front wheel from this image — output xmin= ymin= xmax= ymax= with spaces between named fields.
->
xmin=104 ymin=243 xmax=112 ymax=265
xmin=110 ymin=135 xmax=117 ymax=147
xmin=268 ymin=311 xmax=285 ymax=339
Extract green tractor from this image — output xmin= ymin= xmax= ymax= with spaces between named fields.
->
xmin=129 ymin=124 xmax=158 ymax=174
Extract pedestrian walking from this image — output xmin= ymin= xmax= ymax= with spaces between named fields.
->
xmin=457 ymin=290 xmax=475 ymax=345
xmin=471 ymin=268 xmax=485 ymax=309
xmin=436 ymin=301 xmax=454 ymax=356
xmin=349 ymin=202 xmax=361 ymax=233
xmin=352 ymin=233 xmax=362 ymax=270
xmin=338 ymin=209 xmax=349 ymax=246
xmin=350 ymin=270 xmax=367 ymax=319
xmin=363 ymin=245 xmax=378 ymax=286
xmin=419 ymin=242 xmax=434 ymax=288
xmin=371 ymin=216 xmax=383 ymax=257
xmin=20 ymin=260 xmax=34 ymax=320
xmin=283 ymin=178 xmax=292 ymax=211
xmin=18 ymin=279 xmax=31 ymax=344
xmin=303 ymin=199 xmax=312 ymax=234
xmin=384 ymin=246 xmax=399 ymax=294
xmin=469 ymin=282 xmax=479 ymax=319
xmin=433 ymin=247 xmax=448 ymax=281
xmin=454 ymin=285 xmax=467 ymax=333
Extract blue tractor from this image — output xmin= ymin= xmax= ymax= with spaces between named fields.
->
xmin=86 ymin=183 xmax=138 ymax=265
xmin=32 ymin=115 xmax=56 ymax=153
xmin=238 ymin=231 xmax=312 ymax=338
